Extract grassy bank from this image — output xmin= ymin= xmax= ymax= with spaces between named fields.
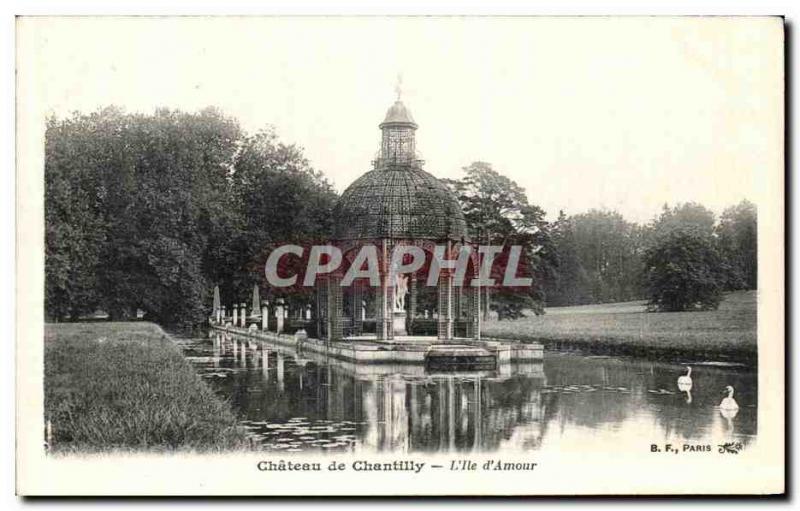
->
xmin=44 ymin=322 xmax=249 ymax=453
xmin=483 ymin=291 xmax=757 ymax=364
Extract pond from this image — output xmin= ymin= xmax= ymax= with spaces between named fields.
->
xmin=175 ymin=332 xmax=757 ymax=454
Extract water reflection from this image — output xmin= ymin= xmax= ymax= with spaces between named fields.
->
xmin=176 ymin=333 xmax=756 ymax=453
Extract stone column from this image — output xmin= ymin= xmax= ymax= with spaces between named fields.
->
xmin=240 ymin=304 xmax=247 ymax=328
xmin=465 ymin=284 xmax=481 ymax=339
xmin=464 ymin=254 xmax=479 ymax=339
xmin=375 ymin=280 xmax=387 ymax=340
xmin=437 ymin=270 xmax=454 ymax=340
xmin=261 ymin=305 xmax=268 ymax=330
xmin=385 ymin=276 xmax=395 ymax=340
xmin=471 ymin=255 xmax=482 ymax=340
xmin=316 ymin=277 xmax=328 ymax=339
xmin=306 ymin=304 xmax=312 ymax=320
xmin=232 ymin=305 xmax=238 ymax=327
xmin=352 ymin=284 xmax=363 ymax=336
xmin=407 ymin=276 xmax=418 ymax=335
xmin=375 ymin=240 xmax=393 ymax=340
xmin=221 ymin=306 xmax=226 ymax=323
xmin=327 ymin=273 xmax=343 ymax=342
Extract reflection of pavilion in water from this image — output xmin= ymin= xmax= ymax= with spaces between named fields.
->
xmin=360 ymin=373 xmax=546 ymax=453
xmin=211 ymin=332 xmax=547 ymax=453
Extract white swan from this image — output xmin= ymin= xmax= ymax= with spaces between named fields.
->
xmin=720 ymin=385 xmax=739 ymax=411
xmin=677 ymin=366 xmax=692 ymax=386
xmin=676 ymin=366 xmax=692 ymax=402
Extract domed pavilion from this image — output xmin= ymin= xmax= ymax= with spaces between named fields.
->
xmin=315 ymin=95 xmax=482 ymax=344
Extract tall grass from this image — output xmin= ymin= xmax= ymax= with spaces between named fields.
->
xmin=44 ymin=322 xmax=249 ymax=453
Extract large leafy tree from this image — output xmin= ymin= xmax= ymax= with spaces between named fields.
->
xmin=642 ymin=228 xmax=727 ymax=312
xmin=45 ymin=107 xmax=335 ymax=328
xmin=444 ymin=162 xmax=556 ymax=318
xmin=543 ymin=209 xmax=645 ymax=307
xmin=644 ymin=201 xmax=747 ymax=293
xmin=228 ymin=129 xmax=338 ymax=309
xmin=94 ymin=108 xmax=241 ymax=326
xmin=716 ymin=200 xmax=757 ymax=290
xmin=44 ymin=110 xmax=115 ymax=320
xmin=543 ymin=211 xmax=593 ymax=306
xmin=571 ymin=209 xmax=645 ymax=304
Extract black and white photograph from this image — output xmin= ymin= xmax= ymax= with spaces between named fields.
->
xmin=14 ymin=15 xmax=785 ymax=496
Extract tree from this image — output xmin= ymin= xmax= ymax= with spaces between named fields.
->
xmin=642 ymin=228 xmax=727 ymax=312
xmin=543 ymin=209 xmax=645 ymax=307
xmin=94 ymin=108 xmax=242 ymax=326
xmin=44 ymin=109 xmax=118 ymax=321
xmin=648 ymin=202 xmax=716 ymax=239
xmin=543 ymin=211 xmax=593 ymax=306
xmin=570 ymin=209 xmax=644 ymax=304
xmin=444 ymin=162 xmax=556 ymax=318
xmin=228 ymin=129 xmax=338 ymax=309
xmin=45 ymin=107 xmax=338 ymax=328
xmin=716 ymin=200 xmax=757 ymax=289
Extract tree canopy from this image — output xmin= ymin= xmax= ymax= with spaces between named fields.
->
xmin=545 ymin=209 xmax=644 ymax=306
xmin=716 ymin=200 xmax=757 ymax=290
xmin=45 ymin=108 xmax=336 ymax=327
xmin=642 ymin=228 xmax=727 ymax=312
xmin=444 ymin=162 xmax=556 ymax=319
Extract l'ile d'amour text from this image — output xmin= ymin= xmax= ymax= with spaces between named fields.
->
xmin=257 ymin=459 xmax=538 ymax=473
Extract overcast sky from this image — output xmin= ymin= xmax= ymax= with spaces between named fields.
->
xmin=22 ymin=16 xmax=782 ymax=223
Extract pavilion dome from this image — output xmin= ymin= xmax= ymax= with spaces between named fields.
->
xmin=333 ymin=166 xmax=468 ymax=241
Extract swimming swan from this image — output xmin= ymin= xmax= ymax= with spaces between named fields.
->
xmin=720 ymin=385 xmax=739 ymax=411
xmin=676 ymin=367 xmax=693 ymax=403
xmin=677 ymin=366 xmax=692 ymax=386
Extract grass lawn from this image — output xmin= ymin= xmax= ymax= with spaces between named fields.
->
xmin=44 ymin=322 xmax=249 ymax=453
xmin=483 ymin=290 xmax=757 ymax=364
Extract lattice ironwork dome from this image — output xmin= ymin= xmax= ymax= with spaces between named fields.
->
xmin=334 ymin=165 xmax=468 ymax=241
xmin=333 ymin=98 xmax=468 ymax=241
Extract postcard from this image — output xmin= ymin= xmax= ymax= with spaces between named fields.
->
xmin=16 ymin=16 xmax=785 ymax=496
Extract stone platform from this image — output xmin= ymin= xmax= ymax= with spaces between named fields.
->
xmin=210 ymin=325 xmax=543 ymax=367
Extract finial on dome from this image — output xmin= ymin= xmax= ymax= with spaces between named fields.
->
xmin=380 ymin=81 xmax=417 ymax=129
xmin=395 ymin=73 xmax=403 ymax=101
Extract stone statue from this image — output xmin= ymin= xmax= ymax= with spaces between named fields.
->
xmin=394 ymin=273 xmax=408 ymax=311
